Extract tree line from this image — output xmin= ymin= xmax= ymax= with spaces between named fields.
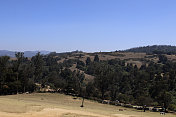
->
xmin=125 ymin=45 xmax=176 ymax=55
xmin=0 ymin=52 xmax=85 ymax=96
xmin=77 ymin=54 xmax=176 ymax=111
xmin=1 ymin=52 xmax=176 ymax=111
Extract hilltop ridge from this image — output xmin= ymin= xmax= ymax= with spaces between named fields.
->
xmin=124 ymin=45 xmax=176 ymax=54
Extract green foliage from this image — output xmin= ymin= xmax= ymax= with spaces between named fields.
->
xmin=157 ymin=91 xmax=172 ymax=109
xmin=2 ymin=51 xmax=176 ymax=111
xmin=136 ymin=96 xmax=153 ymax=106
xmin=81 ymin=58 xmax=176 ymax=110
xmin=158 ymin=54 xmax=168 ymax=64
xmin=86 ymin=57 xmax=91 ymax=66
xmin=168 ymin=104 xmax=176 ymax=111
xmin=31 ymin=52 xmax=44 ymax=82
xmin=94 ymin=55 xmax=99 ymax=62
xmin=125 ymin=45 xmax=176 ymax=54
xmin=76 ymin=60 xmax=85 ymax=70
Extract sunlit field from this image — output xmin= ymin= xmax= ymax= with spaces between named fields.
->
xmin=0 ymin=93 xmax=175 ymax=117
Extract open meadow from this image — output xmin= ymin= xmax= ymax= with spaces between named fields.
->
xmin=0 ymin=93 xmax=175 ymax=117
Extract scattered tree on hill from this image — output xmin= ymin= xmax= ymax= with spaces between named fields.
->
xmin=86 ymin=57 xmax=91 ymax=66
xmin=158 ymin=55 xmax=168 ymax=64
xmin=94 ymin=55 xmax=99 ymax=62
xmin=31 ymin=52 xmax=44 ymax=82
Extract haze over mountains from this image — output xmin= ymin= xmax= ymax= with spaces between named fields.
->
xmin=0 ymin=50 xmax=50 ymax=57
xmin=1 ymin=45 xmax=176 ymax=57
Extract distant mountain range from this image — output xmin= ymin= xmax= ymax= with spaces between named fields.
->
xmin=1 ymin=45 xmax=176 ymax=58
xmin=0 ymin=50 xmax=50 ymax=57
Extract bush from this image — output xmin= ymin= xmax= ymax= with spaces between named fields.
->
xmin=168 ymin=104 xmax=176 ymax=111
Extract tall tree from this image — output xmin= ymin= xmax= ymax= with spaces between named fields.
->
xmin=94 ymin=55 xmax=99 ymax=62
xmin=86 ymin=57 xmax=91 ymax=66
xmin=0 ymin=56 xmax=10 ymax=94
xmin=31 ymin=52 xmax=44 ymax=82
xmin=18 ymin=63 xmax=34 ymax=92
xmin=94 ymin=63 xmax=111 ymax=100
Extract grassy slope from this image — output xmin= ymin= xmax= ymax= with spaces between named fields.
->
xmin=0 ymin=93 xmax=175 ymax=117
xmin=56 ymin=51 xmax=176 ymax=82
xmin=57 ymin=52 xmax=161 ymax=68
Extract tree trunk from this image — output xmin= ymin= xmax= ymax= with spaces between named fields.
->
xmin=80 ymin=97 xmax=84 ymax=107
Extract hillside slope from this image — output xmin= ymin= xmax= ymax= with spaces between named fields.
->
xmin=0 ymin=93 xmax=175 ymax=117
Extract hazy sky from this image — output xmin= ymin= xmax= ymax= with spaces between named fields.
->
xmin=0 ymin=0 xmax=176 ymax=52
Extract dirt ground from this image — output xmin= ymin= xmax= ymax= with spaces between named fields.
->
xmin=0 ymin=108 xmax=140 ymax=117
xmin=0 ymin=93 xmax=175 ymax=117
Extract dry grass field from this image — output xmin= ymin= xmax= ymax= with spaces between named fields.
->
xmin=56 ymin=52 xmax=161 ymax=68
xmin=0 ymin=93 xmax=175 ymax=117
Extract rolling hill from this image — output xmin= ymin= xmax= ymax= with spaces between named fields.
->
xmin=125 ymin=45 xmax=176 ymax=54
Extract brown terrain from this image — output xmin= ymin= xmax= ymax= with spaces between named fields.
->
xmin=0 ymin=93 xmax=175 ymax=117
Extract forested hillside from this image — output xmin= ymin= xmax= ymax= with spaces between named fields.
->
xmin=125 ymin=45 xmax=176 ymax=54
xmin=1 ymin=47 xmax=176 ymax=111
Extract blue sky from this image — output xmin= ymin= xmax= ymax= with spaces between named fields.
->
xmin=0 ymin=0 xmax=176 ymax=52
